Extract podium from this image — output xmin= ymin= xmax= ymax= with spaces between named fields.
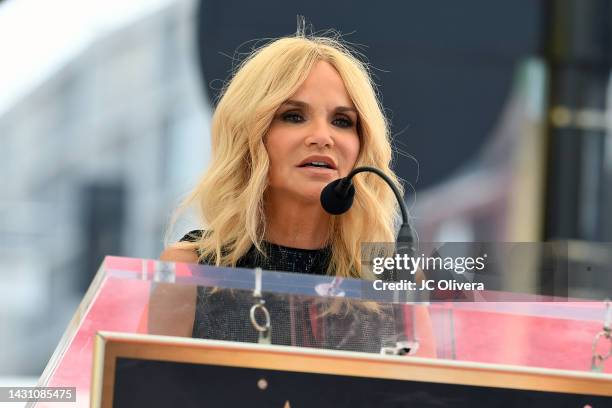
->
xmin=32 ymin=256 xmax=612 ymax=407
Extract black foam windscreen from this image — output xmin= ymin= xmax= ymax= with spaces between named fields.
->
xmin=320 ymin=179 xmax=355 ymax=215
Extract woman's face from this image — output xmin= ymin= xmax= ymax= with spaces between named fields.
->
xmin=264 ymin=60 xmax=360 ymax=206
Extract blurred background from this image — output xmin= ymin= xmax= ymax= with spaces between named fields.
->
xmin=1 ymin=0 xmax=611 ymax=387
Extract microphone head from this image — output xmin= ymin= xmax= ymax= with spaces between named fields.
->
xmin=320 ymin=178 xmax=355 ymax=215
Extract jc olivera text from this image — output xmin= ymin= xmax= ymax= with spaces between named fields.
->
xmin=372 ymin=279 xmax=485 ymax=292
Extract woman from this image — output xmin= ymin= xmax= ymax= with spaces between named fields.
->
xmin=154 ymin=32 xmax=434 ymax=355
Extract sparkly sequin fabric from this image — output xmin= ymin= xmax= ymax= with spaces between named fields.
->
xmin=181 ymin=229 xmax=331 ymax=274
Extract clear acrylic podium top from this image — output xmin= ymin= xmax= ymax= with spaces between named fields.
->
xmin=34 ymin=254 xmax=612 ymax=407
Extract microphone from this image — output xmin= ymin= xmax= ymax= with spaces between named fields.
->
xmin=319 ymin=178 xmax=355 ymax=215
xmin=321 ymin=166 xmax=418 ymax=356
xmin=320 ymin=166 xmax=413 ymax=244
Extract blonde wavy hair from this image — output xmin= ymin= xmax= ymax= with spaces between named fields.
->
xmin=171 ymin=33 xmax=403 ymax=279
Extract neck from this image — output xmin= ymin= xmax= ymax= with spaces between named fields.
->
xmin=264 ymin=192 xmax=331 ymax=250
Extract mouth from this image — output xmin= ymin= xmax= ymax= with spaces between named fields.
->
xmin=297 ymin=156 xmax=337 ymax=170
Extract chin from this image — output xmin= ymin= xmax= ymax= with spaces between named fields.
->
xmin=296 ymin=186 xmax=326 ymax=205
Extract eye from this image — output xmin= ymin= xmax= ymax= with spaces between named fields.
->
xmin=281 ymin=112 xmax=305 ymax=123
xmin=332 ymin=116 xmax=354 ymax=128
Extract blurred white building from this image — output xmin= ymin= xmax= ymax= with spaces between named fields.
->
xmin=0 ymin=0 xmax=210 ymax=375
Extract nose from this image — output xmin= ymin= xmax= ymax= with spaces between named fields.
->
xmin=304 ymin=117 xmax=334 ymax=149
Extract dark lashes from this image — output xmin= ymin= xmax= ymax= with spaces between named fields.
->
xmin=281 ymin=113 xmax=354 ymax=127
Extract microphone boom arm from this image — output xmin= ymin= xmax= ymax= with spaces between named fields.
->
xmin=333 ymin=166 xmax=413 ymax=244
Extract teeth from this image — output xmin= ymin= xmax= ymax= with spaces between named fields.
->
xmin=306 ymin=161 xmax=331 ymax=168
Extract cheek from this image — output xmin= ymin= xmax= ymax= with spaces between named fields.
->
xmin=264 ymin=131 xmax=291 ymax=177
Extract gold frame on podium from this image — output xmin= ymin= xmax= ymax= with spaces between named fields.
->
xmin=91 ymin=331 xmax=612 ymax=407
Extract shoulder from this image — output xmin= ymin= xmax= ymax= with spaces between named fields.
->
xmin=160 ymin=246 xmax=199 ymax=263
xmin=159 ymin=229 xmax=205 ymax=264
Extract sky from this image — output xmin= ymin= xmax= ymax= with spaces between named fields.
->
xmin=0 ymin=0 xmax=175 ymax=116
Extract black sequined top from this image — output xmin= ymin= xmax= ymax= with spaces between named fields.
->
xmin=181 ymin=230 xmax=395 ymax=353
xmin=180 ymin=229 xmax=332 ymax=275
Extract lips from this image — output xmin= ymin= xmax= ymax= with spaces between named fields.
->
xmin=297 ymin=155 xmax=337 ymax=170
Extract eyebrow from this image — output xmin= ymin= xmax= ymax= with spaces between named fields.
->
xmin=281 ymin=99 xmax=358 ymax=114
